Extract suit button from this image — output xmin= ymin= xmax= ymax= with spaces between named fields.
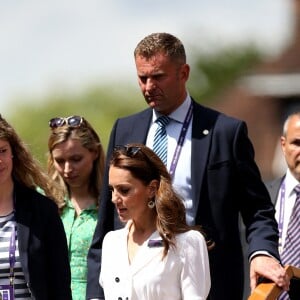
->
xmin=115 ymin=277 xmax=120 ymax=282
xmin=118 ymin=298 xmax=122 ymax=300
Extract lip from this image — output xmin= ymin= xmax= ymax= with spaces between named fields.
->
xmin=64 ymin=175 xmax=78 ymax=182
xmin=147 ymin=95 xmax=160 ymax=101
xmin=117 ymin=207 xmax=127 ymax=216
xmin=147 ymin=98 xmax=161 ymax=109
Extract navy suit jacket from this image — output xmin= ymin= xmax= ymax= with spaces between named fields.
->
xmin=87 ymin=100 xmax=279 ymax=300
xmin=265 ymin=177 xmax=283 ymax=206
xmin=14 ymin=182 xmax=72 ymax=300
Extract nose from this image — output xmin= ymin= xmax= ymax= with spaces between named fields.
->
xmin=145 ymin=78 xmax=156 ymax=92
xmin=111 ymin=191 xmax=121 ymax=205
xmin=63 ymin=162 xmax=73 ymax=174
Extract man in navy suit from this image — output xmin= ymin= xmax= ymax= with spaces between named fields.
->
xmin=266 ymin=112 xmax=300 ymax=299
xmin=86 ymin=32 xmax=289 ymax=300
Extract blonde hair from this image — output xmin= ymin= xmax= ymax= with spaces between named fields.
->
xmin=47 ymin=117 xmax=105 ymax=211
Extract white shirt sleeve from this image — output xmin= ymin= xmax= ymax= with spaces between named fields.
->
xmin=179 ymin=230 xmax=211 ymax=299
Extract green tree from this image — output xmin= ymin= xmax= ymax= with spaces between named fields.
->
xmin=8 ymin=84 xmax=144 ymax=166
xmin=188 ymin=45 xmax=262 ymax=103
xmin=6 ymin=45 xmax=262 ymax=166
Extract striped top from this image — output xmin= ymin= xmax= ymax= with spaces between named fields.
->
xmin=0 ymin=212 xmax=31 ymax=299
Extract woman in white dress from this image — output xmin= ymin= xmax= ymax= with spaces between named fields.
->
xmin=100 ymin=143 xmax=211 ymax=300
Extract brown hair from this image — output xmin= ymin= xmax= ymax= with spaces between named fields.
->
xmin=110 ymin=143 xmax=207 ymax=257
xmin=134 ymin=32 xmax=186 ymax=65
xmin=0 ymin=114 xmax=56 ymax=200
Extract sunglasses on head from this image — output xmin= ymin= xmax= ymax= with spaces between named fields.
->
xmin=113 ymin=145 xmax=141 ymax=157
xmin=49 ymin=116 xmax=83 ymax=129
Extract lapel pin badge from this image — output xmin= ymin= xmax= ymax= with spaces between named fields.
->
xmin=203 ymin=129 xmax=209 ymax=135
xmin=148 ymin=239 xmax=163 ymax=248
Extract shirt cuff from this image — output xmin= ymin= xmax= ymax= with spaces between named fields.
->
xmin=249 ymin=250 xmax=279 ymax=262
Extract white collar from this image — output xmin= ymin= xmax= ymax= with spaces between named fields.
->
xmin=285 ymin=168 xmax=300 ymax=197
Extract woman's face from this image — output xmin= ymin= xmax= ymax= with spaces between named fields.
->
xmin=52 ymin=138 xmax=97 ymax=190
xmin=109 ymin=165 xmax=155 ymax=223
xmin=0 ymin=139 xmax=13 ymax=186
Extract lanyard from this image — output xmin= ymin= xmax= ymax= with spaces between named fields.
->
xmin=169 ymin=102 xmax=193 ymax=179
xmin=278 ymin=180 xmax=286 ymax=253
xmin=9 ymin=225 xmax=16 ymax=286
xmin=9 ymin=189 xmax=17 ymax=286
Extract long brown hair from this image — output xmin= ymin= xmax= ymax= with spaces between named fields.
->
xmin=0 ymin=114 xmax=56 ymax=200
xmin=110 ymin=143 xmax=213 ymax=257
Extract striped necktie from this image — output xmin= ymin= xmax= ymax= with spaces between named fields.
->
xmin=278 ymin=184 xmax=300 ymax=300
xmin=153 ymin=116 xmax=170 ymax=165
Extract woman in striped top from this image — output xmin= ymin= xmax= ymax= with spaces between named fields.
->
xmin=0 ymin=114 xmax=72 ymax=300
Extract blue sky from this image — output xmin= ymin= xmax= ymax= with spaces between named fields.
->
xmin=0 ymin=0 xmax=294 ymax=112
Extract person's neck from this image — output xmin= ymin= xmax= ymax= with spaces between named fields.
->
xmin=69 ymin=187 xmax=97 ymax=215
xmin=129 ymin=217 xmax=156 ymax=245
xmin=155 ymin=93 xmax=188 ymax=116
xmin=127 ymin=217 xmax=157 ymax=264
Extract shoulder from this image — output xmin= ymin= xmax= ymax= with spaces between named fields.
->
xmin=265 ymin=177 xmax=284 ymax=189
xmin=192 ymin=100 xmax=245 ymax=131
xmin=115 ymin=108 xmax=151 ymax=124
xmin=175 ymin=230 xmax=206 ymax=247
xmin=15 ymin=183 xmax=58 ymax=212
xmin=103 ymin=227 xmax=126 ymax=244
xmin=173 ymin=230 xmax=208 ymax=259
xmin=264 ymin=177 xmax=284 ymax=197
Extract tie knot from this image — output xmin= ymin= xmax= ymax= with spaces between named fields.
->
xmin=294 ymin=184 xmax=300 ymax=195
xmin=156 ymin=116 xmax=171 ymax=128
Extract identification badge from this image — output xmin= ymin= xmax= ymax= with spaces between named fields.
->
xmin=0 ymin=285 xmax=14 ymax=300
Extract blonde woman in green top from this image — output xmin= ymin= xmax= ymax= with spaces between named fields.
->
xmin=47 ymin=115 xmax=105 ymax=300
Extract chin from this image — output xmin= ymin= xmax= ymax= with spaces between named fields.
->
xmin=118 ymin=216 xmax=129 ymax=223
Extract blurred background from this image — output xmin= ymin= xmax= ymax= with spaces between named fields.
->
xmin=1 ymin=1 xmax=299 ymax=299
xmin=0 ymin=0 xmax=296 ymax=180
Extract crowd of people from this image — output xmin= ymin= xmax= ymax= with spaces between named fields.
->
xmin=0 ymin=32 xmax=298 ymax=300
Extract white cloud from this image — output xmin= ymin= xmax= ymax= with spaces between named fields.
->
xmin=0 ymin=0 xmax=293 ymax=112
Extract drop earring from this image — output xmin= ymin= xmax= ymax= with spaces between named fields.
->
xmin=148 ymin=200 xmax=155 ymax=209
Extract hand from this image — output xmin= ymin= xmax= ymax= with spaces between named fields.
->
xmin=250 ymin=255 xmax=290 ymax=292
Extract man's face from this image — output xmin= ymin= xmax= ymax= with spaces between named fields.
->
xmin=281 ymin=115 xmax=300 ymax=180
xmin=135 ymin=52 xmax=189 ymax=115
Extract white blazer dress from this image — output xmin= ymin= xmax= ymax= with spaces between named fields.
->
xmin=100 ymin=224 xmax=210 ymax=300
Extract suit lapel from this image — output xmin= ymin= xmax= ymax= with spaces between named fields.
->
xmin=266 ymin=177 xmax=284 ymax=205
xmin=116 ymin=109 xmax=152 ymax=145
xmin=191 ymin=101 xmax=219 ymax=215
xmin=130 ymin=231 xmax=163 ymax=276
xmin=134 ymin=109 xmax=152 ymax=143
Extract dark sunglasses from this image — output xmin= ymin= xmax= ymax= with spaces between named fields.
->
xmin=49 ymin=116 xmax=83 ymax=129
xmin=113 ymin=145 xmax=141 ymax=157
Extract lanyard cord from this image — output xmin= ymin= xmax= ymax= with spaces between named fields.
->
xmin=8 ymin=189 xmax=17 ymax=286
xmin=169 ymin=102 xmax=193 ymax=179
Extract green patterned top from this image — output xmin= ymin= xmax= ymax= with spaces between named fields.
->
xmin=61 ymin=199 xmax=98 ymax=300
